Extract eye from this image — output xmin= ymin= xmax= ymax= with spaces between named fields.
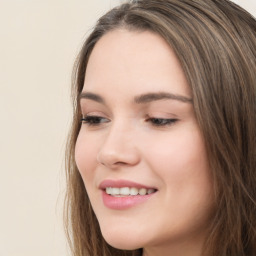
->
xmin=81 ymin=115 xmax=110 ymax=126
xmin=146 ymin=117 xmax=178 ymax=127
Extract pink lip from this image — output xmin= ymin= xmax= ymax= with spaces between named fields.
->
xmin=99 ymin=179 xmax=157 ymax=210
xmin=99 ymin=179 xmax=155 ymax=189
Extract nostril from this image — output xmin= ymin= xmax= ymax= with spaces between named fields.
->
xmin=97 ymin=147 xmax=140 ymax=168
xmin=115 ymin=161 xmax=128 ymax=166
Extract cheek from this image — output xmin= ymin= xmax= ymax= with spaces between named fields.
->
xmin=74 ymin=131 xmax=99 ymax=181
xmin=143 ymin=126 xmax=212 ymax=195
xmin=144 ymin=129 xmax=214 ymax=233
xmin=146 ymin=127 xmax=207 ymax=168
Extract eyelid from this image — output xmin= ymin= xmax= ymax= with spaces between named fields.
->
xmin=81 ymin=114 xmax=110 ymax=127
xmin=81 ymin=110 xmax=106 ymax=116
xmin=145 ymin=115 xmax=179 ymax=127
xmin=79 ymin=100 xmax=109 ymax=117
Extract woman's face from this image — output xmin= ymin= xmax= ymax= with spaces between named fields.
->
xmin=75 ymin=29 xmax=214 ymax=255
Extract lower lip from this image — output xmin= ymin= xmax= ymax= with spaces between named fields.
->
xmin=102 ymin=191 xmax=155 ymax=210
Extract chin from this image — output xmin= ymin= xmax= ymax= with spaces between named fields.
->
xmin=101 ymin=227 xmax=144 ymax=250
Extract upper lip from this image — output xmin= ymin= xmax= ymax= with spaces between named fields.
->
xmin=99 ymin=179 xmax=157 ymax=190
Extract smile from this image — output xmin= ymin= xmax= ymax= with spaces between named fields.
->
xmin=99 ymin=180 xmax=157 ymax=209
xmin=105 ymin=187 xmax=156 ymax=196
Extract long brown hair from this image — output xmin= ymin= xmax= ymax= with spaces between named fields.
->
xmin=65 ymin=1 xmax=256 ymax=255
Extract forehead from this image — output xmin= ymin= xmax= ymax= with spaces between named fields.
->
xmin=84 ymin=29 xmax=191 ymax=98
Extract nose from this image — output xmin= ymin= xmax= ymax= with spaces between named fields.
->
xmin=97 ymin=122 xmax=140 ymax=169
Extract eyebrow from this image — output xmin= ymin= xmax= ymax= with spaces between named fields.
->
xmin=78 ymin=91 xmax=193 ymax=104
xmin=79 ymin=92 xmax=105 ymax=104
xmin=134 ymin=92 xmax=193 ymax=104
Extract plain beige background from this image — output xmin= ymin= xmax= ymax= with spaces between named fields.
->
xmin=0 ymin=1 xmax=255 ymax=255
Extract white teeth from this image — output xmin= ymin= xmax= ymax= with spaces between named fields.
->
xmin=130 ymin=187 xmax=139 ymax=195
xmin=112 ymin=188 xmax=120 ymax=195
xmin=119 ymin=187 xmax=130 ymax=195
xmin=106 ymin=187 xmax=112 ymax=194
xmin=105 ymin=187 xmax=156 ymax=196
xmin=139 ymin=188 xmax=147 ymax=195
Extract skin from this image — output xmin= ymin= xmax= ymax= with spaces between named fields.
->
xmin=75 ymin=29 xmax=215 ymax=256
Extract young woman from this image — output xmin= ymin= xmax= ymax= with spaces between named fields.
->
xmin=65 ymin=1 xmax=256 ymax=255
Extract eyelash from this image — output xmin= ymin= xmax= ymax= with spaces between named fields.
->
xmin=145 ymin=117 xmax=178 ymax=126
xmin=81 ymin=116 xmax=178 ymax=127
xmin=81 ymin=116 xmax=109 ymax=126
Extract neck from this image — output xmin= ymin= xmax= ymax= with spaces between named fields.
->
xmin=142 ymin=235 xmax=205 ymax=256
